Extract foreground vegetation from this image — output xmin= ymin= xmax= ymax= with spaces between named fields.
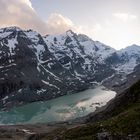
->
xmin=0 ymin=81 xmax=140 ymax=140
xmin=44 ymin=81 xmax=140 ymax=140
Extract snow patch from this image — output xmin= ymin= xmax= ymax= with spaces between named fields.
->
xmin=41 ymin=80 xmax=59 ymax=90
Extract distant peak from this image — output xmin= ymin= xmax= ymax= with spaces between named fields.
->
xmin=77 ymin=34 xmax=92 ymax=42
xmin=25 ymin=29 xmax=40 ymax=35
xmin=66 ymin=29 xmax=76 ymax=37
xmin=0 ymin=26 xmax=22 ymax=33
xmin=118 ymin=44 xmax=140 ymax=56
xmin=26 ymin=29 xmax=37 ymax=33
xmin=129 ymin=44 xmax=140 ymax=47
xmin=66 ymin=29 xmax=74 ymax=34
xmin=125 ymin=44 xmax=140 ymax=50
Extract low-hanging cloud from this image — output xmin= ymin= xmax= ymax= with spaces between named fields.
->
xmin=113 ymin=13 xmax=137 ymax=22
xmin=45 ymin=13 xmax=75 ymax=34
xmin=0 ymin=0 xmax=76 ymax=35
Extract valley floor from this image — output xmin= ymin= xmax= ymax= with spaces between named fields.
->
xmin=0 ymin=80 xmax=140 ymax=140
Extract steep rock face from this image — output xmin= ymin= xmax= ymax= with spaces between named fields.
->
xmin=44 ymin=31 xmax=116 ymax=82
xmin=0 ymin=27 xmax=140 ymax=109
xmin=0 ymin=28 xmax=95 ymax=109
xmin=103 ymin=45 xmax=140 ymax=92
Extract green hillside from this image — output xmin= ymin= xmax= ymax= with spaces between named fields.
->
xmin=44 ymin=80 xmax=140 ymax=140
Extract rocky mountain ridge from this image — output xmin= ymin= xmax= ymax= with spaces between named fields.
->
xmin=0 ymin=26 xmax=140 ymax=109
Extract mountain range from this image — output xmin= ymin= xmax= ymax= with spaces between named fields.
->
xmin=0 ymin=26 xmax=140 ymax=109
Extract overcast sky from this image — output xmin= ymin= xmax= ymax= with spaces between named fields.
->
xmin=0 ymin=0 xmax=140 ymax=50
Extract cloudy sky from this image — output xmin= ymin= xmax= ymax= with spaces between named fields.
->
xmin=0 ymin=0 xmax=140 ymax=50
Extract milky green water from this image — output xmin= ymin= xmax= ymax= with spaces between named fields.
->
xmin=0 ymin=86 xmax=116 ymax=125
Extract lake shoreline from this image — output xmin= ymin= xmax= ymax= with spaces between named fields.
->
xmin=0 ymin=86 xmax=116 ymax=125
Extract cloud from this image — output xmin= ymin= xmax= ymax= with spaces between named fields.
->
xmin=113 ymin=13 xmax=137 ymax=21
xmin=0 ymin=0 xmax=46 ymax=33
xmin=0 ymin=0 xmax=77 ymax=35
xmin=21 ymin=0 xmax=33 ymax=9
xmin=0 ymin=0 xmax=102 ymax=36
xmin=45 ymin=13 xmax=75 ymax=34
xmin=75 ymin=23 xmax=102 ymax=39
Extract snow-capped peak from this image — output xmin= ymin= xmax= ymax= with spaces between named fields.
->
xmin=0 ymin=26 xmax=21 ymax=32
xmin=77 ymin=34 xmax=92 ymax=42
xmin=24 ymin=29 xmax=41 ymax=44
xmin=0 ymin=26 xmax=21 ymax=39
xmin=118 ymin=44 xmax=140 ymax=57
xmin=66 ymin=29 xmax=76 ymax=37
xmin=115 ymin=44 xmax=140 ymax=74
xmin=121 ymin=44 xmax=140 ymax=53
